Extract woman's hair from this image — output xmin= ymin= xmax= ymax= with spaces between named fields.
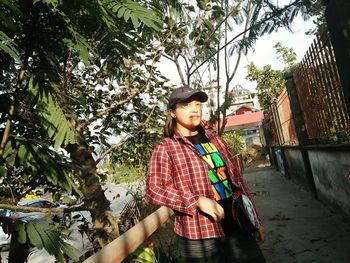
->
xmin=163 ymin=113 xmax=176 ymax=138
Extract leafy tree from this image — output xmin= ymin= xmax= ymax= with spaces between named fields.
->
xmin=0 ymin=0 xmax=170 ymax=259
xmin=159 ymin=0 xmax=322 ymax=134
xmin=246 ymin=42 xmax=297 ymax=109
xmin=246 ymin=63 xmax=285 ymax=110
xmin=274 ymin=42 xmax=297 ymax=68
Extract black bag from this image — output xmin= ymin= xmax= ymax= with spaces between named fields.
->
xmin=233 ymin=191 xmax=260 ymax=234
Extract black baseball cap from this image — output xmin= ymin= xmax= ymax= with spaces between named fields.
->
xmin=168 ymin=85 xmax=208 ymax=110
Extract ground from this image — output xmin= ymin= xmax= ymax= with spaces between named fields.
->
xmin=244 ymin=166 xmax=350 ymax=263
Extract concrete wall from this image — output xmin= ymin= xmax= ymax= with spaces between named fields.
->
xmin=283 ymin=148 xmax=308 ymax=189
xmin=308 ymin=149 xmax=350 ymax=218
xmin=270 ymin=146 xmax=350 ymax=219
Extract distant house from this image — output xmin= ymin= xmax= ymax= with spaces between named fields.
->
xmin=224 ymin=110 xmax=263 ymax=132
xmin=202 ymin=85 xmax=261 ymax=120
xmin=222 ymin=105 xmax=264 ymax=147
xmin=234 ymin=105 xmax=260 ymax=116
xmin=226 ymin=86 xmax=261 ymax=115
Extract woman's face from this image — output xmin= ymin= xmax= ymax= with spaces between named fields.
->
xmin=171 ymin=100 xmax=202 ymax=134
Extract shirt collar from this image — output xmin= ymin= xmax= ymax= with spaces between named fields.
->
xmin=173 ymin=125 xmax=216 ymax=142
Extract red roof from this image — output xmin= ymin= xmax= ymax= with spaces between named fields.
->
xmin=223 ymin=111 xmax=264 ymax=130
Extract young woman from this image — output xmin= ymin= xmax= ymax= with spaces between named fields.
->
xmin=146 ymin=85 xmax=266 ymax=263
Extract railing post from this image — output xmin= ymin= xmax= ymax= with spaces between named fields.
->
xmin=284 ymin=71 xmax=318 ymax=199
xmin=284 ymin=71 xmax=308 ymax=145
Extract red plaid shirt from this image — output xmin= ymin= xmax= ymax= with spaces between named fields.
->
xmin=146 ymin=129 xmax=260 ymax=239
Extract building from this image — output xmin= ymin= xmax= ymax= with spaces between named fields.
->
xmin=223 ymin=105 xmax=264 ymax=147
xmin=226 ymin=85 xmax=260 ymax=115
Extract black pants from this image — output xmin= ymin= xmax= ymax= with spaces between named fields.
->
xmin=177 ymin=231 xmax=266 ymax=263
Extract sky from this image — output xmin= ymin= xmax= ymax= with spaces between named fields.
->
xmin=157 ymin=7 xmax=317 ymax=93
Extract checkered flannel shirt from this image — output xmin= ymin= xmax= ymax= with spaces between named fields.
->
xmin=146 ymin=129 xmax=260 ymax=239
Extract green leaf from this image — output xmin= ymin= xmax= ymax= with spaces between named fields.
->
xmin=75 ymin=38 xmax=91 ymax=66
xmin=26 ymin=222 xmax=44 ymax=250
xmin=124 ymin=9 xmax=131 ymax=21
xmin=201 ymin=18 xmax=213 ymax=30
xmin=27 ymin=76 xmax=78 ymax=150
xmin=108 ymin=0 xmax=161 ymax=31
xmin=131 ymin=15 xmax=139 ymax=28
xmin=60 ymin=241 xmax=80 ymax=261
xmin=130 ymin=247 xmax=155 ymax=263
xmin=0 ymin=0 xmax=23 ymax=16
xmin=117 ymin=6 xmax=126 ymax=18
xmin=0 ymin=165 xmax=7 ymax=177
xmin=0 ymin=31 xmax=20 ymax=60
xmin=14 ymin=137 xmax=76 ymax=193
xmin=0 ymin=10 xmax=17 ymax=31
xmin=197 ymin=0 xmax=208 ymax=10
xmin=3 ymin=140 xmax=14 ymax=158
xmin=35 ymin=227 xmax=64 ymax=263
xmin=14 ymin=221 xmax=26 ymax=244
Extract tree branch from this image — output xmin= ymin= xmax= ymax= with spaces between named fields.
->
xmin=95 ymin=104 xmax=158 ymax=165
xmin=95 ymin=137 xmax=128 ymax=165
xmin=188 ymin=0 xmax=302 ymax=77
xmin=83 ymin=34 xmax=170 ymax=128
xmin=0 ymin=203 xmax=90 ymax=213
xmin=174 ymin=55 xmax=187 ymax=85
xmin=162 ymin=53 xmax=175 ymax=62
xmin=83 ymin=88 xmax=145 ymax=127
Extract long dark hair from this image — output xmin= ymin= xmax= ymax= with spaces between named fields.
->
xmin=163 ymin=113 xmax=176 ymax=138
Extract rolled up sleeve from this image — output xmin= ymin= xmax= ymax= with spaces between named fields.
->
xmin=146 ymin=144 xmax=198 ymax=216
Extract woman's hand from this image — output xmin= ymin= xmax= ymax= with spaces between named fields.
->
xmin=255 ymin=225 xmax=266 ymax=245
xmin=196 ymin=196 xmax=224 ymax=222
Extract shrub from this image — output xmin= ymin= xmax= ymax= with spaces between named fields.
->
xmin=222 ymin=132 xmax=244 ymax=155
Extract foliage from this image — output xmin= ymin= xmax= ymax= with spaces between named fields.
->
xmin=1 ymin=219 xmax=79 ymax=262
xmin=302 ymin=0 xmax=326 ymax=35
xmin=0 ymin=0 xmax=170 ymax=258
xmin=246 ymin=63 xmax=285 ymax=110
xmin=273 ymin=42 xmax=297 ymax=68
xmin=246 ymin=42 xmax=298 ymax=110
xmin=222 ymin=132 xmax=244 ymax=155
xmin=100 ymin=161 xmax=145 ymax=184
xmin=158 ymin=0 xmax=321 ymax=134
xmin=130 ymin=247 xmax=157 ymax=263
xmin=0 ymin=0 xmax=163 ymax=194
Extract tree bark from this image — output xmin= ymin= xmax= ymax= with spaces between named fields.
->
xmin=8 ymin=234 xmax=30 ymax=263
xmin=67 ymin=144 xmax=120 ymax=247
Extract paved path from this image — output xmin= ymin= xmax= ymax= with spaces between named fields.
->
xmin=244 ymin=166 xmax=350 ymax=263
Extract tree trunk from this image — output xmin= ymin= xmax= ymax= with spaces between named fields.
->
xmin=68 ymin=144 xmax=119 ymax=247
xmin=8 ymin=234 xmax=30 ymax=263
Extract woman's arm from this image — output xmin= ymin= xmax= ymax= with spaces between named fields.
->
xmin=146 ymin=143 xmax=199 ymax=216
